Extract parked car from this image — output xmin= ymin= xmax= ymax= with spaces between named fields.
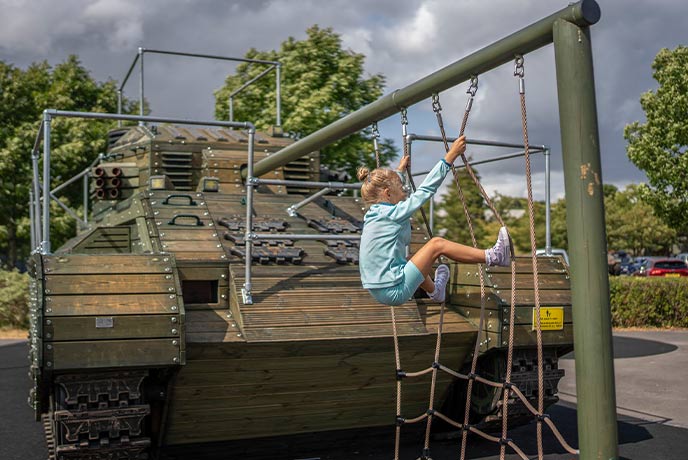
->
xmin=619 ymin=254 xmax=642 ymax=275
xmin=676 ymin=253 xmax=688 ymax=265
xmin=633 ymin=258 xmax=688 ymax=277
xmin=607 ymin=250 xmax=632 ymax=275
xmin=536 ymin=248 xmax=569 ymax=265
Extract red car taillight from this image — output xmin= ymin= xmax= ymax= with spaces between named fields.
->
xmin=648 ymin=269 xmax=662 ymax=276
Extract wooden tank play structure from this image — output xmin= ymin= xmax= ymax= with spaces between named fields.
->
xmin=27 ymin=1 xmax=617 ymax=459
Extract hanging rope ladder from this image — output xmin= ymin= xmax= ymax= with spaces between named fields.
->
xmin=387 ymin=56 xmax=578 ymax=460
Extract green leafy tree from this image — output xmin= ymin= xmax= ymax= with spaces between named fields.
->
xmin=214 ymin=25 xmax=397 ymax=176
xmin=605 ymin=184 xmax=676 ymax=255
xmin=0 ymin=56 xmax=132 ymax=267
xmin=434 ymin=167 xmax=489 ymax=246
xmin=625 ymin=46 xmax=688 ymax=234
xmin=549 ymin=198 xmax=568 ymax=250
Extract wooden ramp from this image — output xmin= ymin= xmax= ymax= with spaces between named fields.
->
xmin=232 ymin=264 xmax=426 ymax=341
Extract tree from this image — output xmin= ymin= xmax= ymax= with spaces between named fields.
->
xmin=625 ymin=46 xmax=688 ymax=235
xmin=0 ymin=56 xmax=131 ymax=267
xmin=549 ymin=199 xmax=568 ymax=250
xmin=605 ymin=184 xmax=675 ymax=255
xmin=214 ymin=26 xmax=397 ymax=176
xmin=434 ymin=166 xmax=489 ymax=247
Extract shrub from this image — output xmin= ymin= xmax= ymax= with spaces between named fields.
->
xmin=0 ymin=269 xmax=30 ymax=329
xmin=609 ymin=277 xmax=688 ymax=328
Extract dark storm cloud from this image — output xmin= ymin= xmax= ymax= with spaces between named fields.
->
xmin=1 ymin=0 xmax=685 ymax=199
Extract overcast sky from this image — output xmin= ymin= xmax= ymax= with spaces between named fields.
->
xmin=1 ymin=0 xmax=685 ymax=201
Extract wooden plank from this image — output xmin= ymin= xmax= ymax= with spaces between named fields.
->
xmin=242 ymin=322 xmax=427 ymax=341
xmin=485 ymin=324 xmax=574 ymax=348
xmin=84 ymin=227 xmax=130 ymax=236
xmin=45 ymin=293 xmax=180 ymax=316
xmin=45 ymin=314 xmax=180 ymax=341
xmin=84 ymin=241 xmax=131 ymax=249
xmin=45 ymin=338 xmax=181 ymax=370
xmin=43 ymin=255 xmax=173 ymax=274
xmin=180 ymin=347 xmax=465 ymax=377
xmin=449 ymin=288 xmax=572 ymax=307
xmin=148 ymin=208 xmax=212 ymax=220
xmin=164 ymin=408 xmax=423 ymax=444
xmin=240 ymin=306 xmax=419 ymax=326
xmin=160 ymin=240 xmax=224 ymax=253
xmin=169 ymin=381 xmax=440 ymax=413
xmin=457 ymin=272 xmax=570 ymax=289
xmin=483 ymin=257 xmax=567 ymax=274
xmin=177 ymin=267 xmax=229 ymax=285
xmin=158 ymin=228 xmax=221 ymax=241
xmin=172 ymin=251 xmax=227 ymax=262
xmin=186 ymin=331 xmax=245 ymax=342
xmin=183 ymin=332 xmax=469 ymax=360
xmin=44 ymin=273 xmax=176 ymax=295
xmin=456 ymin=305 xmax=573 ymax=326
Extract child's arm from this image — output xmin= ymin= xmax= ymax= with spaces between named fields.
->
xmin=445 ymin=136 xmax=466 ymax=164
xmin=384 ymin=136 xmax=466 ymax=222
xmin=384 ymin=160 xmax=449 ymax=222
xmin=397 ymin=155 xmax=410 ymax=172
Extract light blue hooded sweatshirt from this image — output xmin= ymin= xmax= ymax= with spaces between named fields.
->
xmin=359 ymin=159 xmax=450 ymax=289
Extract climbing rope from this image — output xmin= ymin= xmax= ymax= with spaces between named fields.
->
xmin=388 ymin=61 xmax=578 ymax=460
xmin=515 ymin=54 xmax=546 ymax=460
xmin=401 ymin=109 xmax=433 ymax=238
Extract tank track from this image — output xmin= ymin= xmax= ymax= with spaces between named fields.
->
xmin=44 ymin=371 xmax=151 ymax=460
xmin=473 ymin=348 xmax=565 ymax=432
xmin=438 ymin=347 xmax=565 ymax=433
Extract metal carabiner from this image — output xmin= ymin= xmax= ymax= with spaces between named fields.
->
xmin=514 ymin=55 xmax=525 ymax=94
xmin=371 ymin=122 xmax=380 ymax=139
xmin=400 ymin=108 xmax=409 ymax=126
xmin=431 ymin=93 xmax=442 ymax=113
xmin=514 ymin=55 xmax=525 ymax=78
xmin=466 ymin=75 xmax=479 ymax=97
xmin=371 ymin=122 xmax=381 ymax=168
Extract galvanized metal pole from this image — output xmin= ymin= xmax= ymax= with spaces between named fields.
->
xmin=138 ymin=47 xmax=145 ymax=125
xmin=32 ymin=147 xmax=42 ymax=247
xmin=243 ymin=129 xmax=256 ymax=305
xmin=276 ymin=64 xmax=282 ymax=129
xmin=41 ymin=112 xmax=52 ymax=254
xmin=117 ymin=90 xmax=123 ymax=127
xmin=83 ymin=173 xmax=89 ymax=225
xmin=553 ymin=18 xmax=618 ymax=460
xmin=545 ymin=148 xmax=552 ymax=254
xmin=29 ymin=190 xmax=36 ymax=250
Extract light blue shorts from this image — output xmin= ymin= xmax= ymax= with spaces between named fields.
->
xmin=368 ymin=261 xmax=425 ymax=306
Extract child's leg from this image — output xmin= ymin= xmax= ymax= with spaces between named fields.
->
xmin=410 ymin=237 xmax=485 ymax=278
xmin=419 ymin=275 xmax=434 ymax=293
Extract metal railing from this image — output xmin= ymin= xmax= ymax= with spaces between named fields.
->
xmin=118 ymin=48 xmax=281 ymax=129
xmin=406 ymin=134 xmax=552 ymax=254
xmin=30 ymin=109 xmax=254 ymax=254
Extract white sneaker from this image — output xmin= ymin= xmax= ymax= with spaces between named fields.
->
xmin=486 ymin=226 xmax=511 ymax=267
xmin=429 ymin=264 xmax=450 ymax=302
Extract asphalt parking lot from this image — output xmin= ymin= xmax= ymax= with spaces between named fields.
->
xmin=1 ymin=330 xmax=687 ymax=459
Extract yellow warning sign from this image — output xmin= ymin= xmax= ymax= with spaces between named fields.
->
xmin=532 ymin=307 xmax=564 ymax=331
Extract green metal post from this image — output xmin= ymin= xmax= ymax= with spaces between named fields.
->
xmin=553 ymin=19 xmax=618 ymax=460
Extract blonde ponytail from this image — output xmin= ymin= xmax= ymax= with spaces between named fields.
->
xmin=358 ymin=166 xmax=399 ymax=206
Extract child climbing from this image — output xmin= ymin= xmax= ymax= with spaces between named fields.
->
xmin=357 ymin=135 xmax=511 ymax=306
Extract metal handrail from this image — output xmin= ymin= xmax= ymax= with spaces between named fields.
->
xmin=117 ymin=47 xmax=281 ymax=128
xmin=30 ymin=109 xmax=254 ymax=254
xmin=405 ymin=134 xmax=551 ymax=254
